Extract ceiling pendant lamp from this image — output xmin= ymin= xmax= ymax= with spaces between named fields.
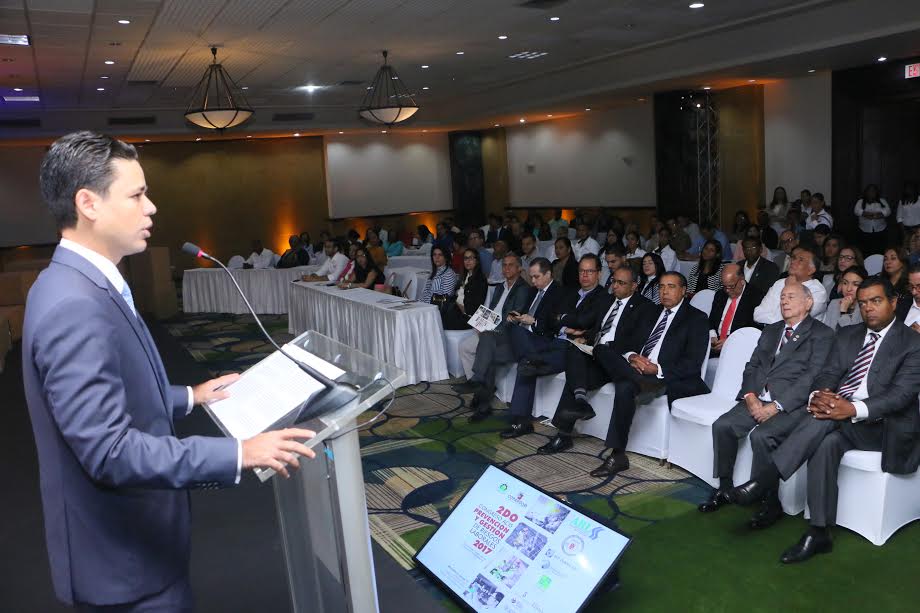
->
xmin=184 ymin=47 xmax=253 ymax=130
xmin=358 ymin=50 xmax=419 ymax=125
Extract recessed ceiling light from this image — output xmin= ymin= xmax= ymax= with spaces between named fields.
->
xmin=456 ymin=51 xmax=464 ymax=55
xmin=3 ymin=95 xmax=38 ymax=101
xmin=117 ymin=19 xmax=130 ymax=25
xmin=877 ymin=56 xmax=887 ymax=62
xmin=549 ymin=16 xmax=560 ymax=21
xmin=381 ymin=130 xmax=387 ymax=133
xmin=100 ymin=75 xmax=109 ymax=79
xmin=519 ymin=118 xmax=526 ymax=123
xmin=702 ymin=86 xmax=711 ymax=90
xmin=293 ymin=132 xmax=301 ymax=137
xmin=241 ymin=86 xmax=248 ymax=90
xmin=689 ymin=3 xmax=705 ymax=8
xmin=585 ymin=107 xmax=591 ymax=111
xmin=0 ymin=34 xmax=30 ymax=46
xmin=498 ymin=35 xmax=508 ymax=40
xmin=12 ymin=87 xmax=22 ymax=91
xmin=422 ymin=129 xmax=428 ymax=132
xmin=494 ymin=123 xmax=500 ymax=127
xmin=247 ymin=135 xmax=252 ymax=138
xmin=144 ymin=139 xmax=150 ymax=142
xmin=808 ymin=69 xmax=816 ymax=73
xmin=338 ymin=131 xmax=344 ymax=134
xmin=509 ymin=51 xmax=548 ymax=60
xmin=696 ymin=103 xmax=702 ymax=108
xmin=298 ymin=84 xmax=325 ymax=93
xmin=96 ymin=87 xmax=105 ymax=91
xmin=104 ymin=60 xmax=115 ymax=65
xmin=422 ymin=86 xmax=429 ymax=90
xmin=195 ymin=137 xmax=202 ymax=141
xmin=421 ymin=65 xmax=429 ymax=69
xmin=547 ymin=114 xmax=553 ymax=118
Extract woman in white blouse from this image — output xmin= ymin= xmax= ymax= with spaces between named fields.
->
xmin=896 ymin=181 xmax=920 ymax=237
xmin=853 ymin=183 xmax=890 ymax=255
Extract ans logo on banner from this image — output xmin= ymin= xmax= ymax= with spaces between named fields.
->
xmin=568 ymin=516 xmax=603 ymax=540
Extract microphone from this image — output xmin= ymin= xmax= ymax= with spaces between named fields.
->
xmin=182 ymin=242 xmax=357 ymax=422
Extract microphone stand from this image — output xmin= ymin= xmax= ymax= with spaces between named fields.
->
xmin=188 ymin=246 xmax=357 ymax=423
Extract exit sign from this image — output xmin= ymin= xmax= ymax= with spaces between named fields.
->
xmin=906 ymin=63 xmax=920 ymax=79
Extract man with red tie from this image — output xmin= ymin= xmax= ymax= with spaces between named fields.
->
xmin=708 ymin=264 xmax=764 ymax=356
xmin=727 ymin=278 xmax=920 ymax=563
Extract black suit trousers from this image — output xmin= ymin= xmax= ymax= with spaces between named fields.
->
xmin=711 ymin=402 xmax=808 ymax=481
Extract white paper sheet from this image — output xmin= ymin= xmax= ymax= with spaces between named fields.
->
xmin=468 ymin=305 xmax=501 ymax=332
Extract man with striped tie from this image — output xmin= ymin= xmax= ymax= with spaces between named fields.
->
xmin=699 ymin=283 xmax=833 ymax=528
xmin=727 ymin=277 xmax=920 ymax=563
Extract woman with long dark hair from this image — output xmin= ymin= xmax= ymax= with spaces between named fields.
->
xmin=442 ymin=248 xmax=488 ymax=330
xmin=764 ymin=186 xmax=790 ymax=226
xmin=421 ymin=246 xmax=458 ymax=304
xmin=882 ymin=246 xmax=910 ymax=301
xmin=822 ymin=266 xmax=868 ymax=329
xmin=638 ymin=252 xmax=665 ymax=304
xmin=688 ymin=239 xmax=725 ymax=295
xmin=825 ymin=245 xmax=863 ymax=300
xmin=854 ymin=183 xmax=890 ymax=256
xmin=338 ymin=247 xmax=383 ymax=289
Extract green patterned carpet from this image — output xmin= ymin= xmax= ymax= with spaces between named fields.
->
xmin=166 ymin=313 xmax=920 ymax=612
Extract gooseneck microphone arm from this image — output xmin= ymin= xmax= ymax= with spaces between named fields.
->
xmin=182 ymin=242 xmax=356 ymax=422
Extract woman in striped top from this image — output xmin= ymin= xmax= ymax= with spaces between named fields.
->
xmin=421 ymin=246 xmax=459 ymax=304
xmin=638 ymin=252 xmax=665 ymax=305
xmin=688 ymin=239 xmax=726 ymax=295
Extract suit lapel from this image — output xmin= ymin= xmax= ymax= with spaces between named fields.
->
xmin=773 ymin=317 xmax=812 ymax=367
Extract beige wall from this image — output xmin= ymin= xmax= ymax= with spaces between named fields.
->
xmin=482 ymin=128 xmax=510 ymax=218
xmin=718 ymin=85 xmax=766 ymax=226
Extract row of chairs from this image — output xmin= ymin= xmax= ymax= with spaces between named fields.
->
xmin=440 ymin=296 xmax=920 ymax=545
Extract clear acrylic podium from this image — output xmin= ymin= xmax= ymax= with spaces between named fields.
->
xmin=205 ymin=330 xmax=406 ymax=613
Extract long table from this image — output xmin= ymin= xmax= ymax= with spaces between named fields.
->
xmin=383 ymin=265 xmax=429 ymax=301
xmin=288 ymin=282 xmax=448 ymax=385
xmin=183 ymin=265 xmax=316 ymax=314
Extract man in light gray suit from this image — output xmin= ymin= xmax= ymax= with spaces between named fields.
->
xmin=728 ymin=277 xmax=920 ymax=563
xmin=699 ymin=283 xmax=833 ymax=529
xmin=23 ymin=132 xmax=317 ymax=611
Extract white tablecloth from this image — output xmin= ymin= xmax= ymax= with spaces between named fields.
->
xmin=183 ymin=265 xmax=316 ymax=314
xmin=386 ymin=255 xmax=431 ymax=269
xmin=288 ymin=283 xmax=449 ymax=384
xmin=383 ymin=266 xmax=429 ymax=301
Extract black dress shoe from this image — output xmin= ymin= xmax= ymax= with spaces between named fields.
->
xmin=749 ymin=501 xmax=783 ymax=529
xmin=780 ymin=532 xmax=833 ymax=564
xmin=698 ymin=488 xmax=732 ymax=513
xmin=467 ymin=409 xmax=492 ymax=424
xmin=451 ymin=381 xmax=478 ymax=394
xmin=589 ymin=454 xmax=629 ymax=478
xmin=471 ymin=386 xmax=493 ymax=411
xmin=537 ymin=435 xmax=573 ymax=455
xmin=725 ymin=479 xmax=768 ymax=507
xmin=500 ymin=422 xmax=534 ymax=439
xmin=572 ymin=398 xmax=596 ymax=420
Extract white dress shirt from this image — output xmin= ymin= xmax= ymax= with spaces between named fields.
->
xmin=804 ymin=209 xmax=834 ymax=230
xmin=655 ymin=244 xmax=678 ymax=272
xmin=625 ymin=299 xmax=685 ymax=379
xmin=743 ymin=260 xmax=758 ymax=283
xmin=59 ymin=239 xmax=242 ymax=483
xmin=573 ymin=236 xmax=600 ymax=261
xmin=854 ymin=198 xmax=891 ymax=233
xmin=904 ymin=301 xmax=920 ymax=328
xmin=597 ymin=294 xmax=634 ymax=345
xmin=897 ymin=198 xmax=920 ymax=227
xmin=492 ymin=279 xmax=516 ymax=315
xmin=245 ymin=248 xmax=275 ymax=269
xmin=316 ymin=252 xmax=350 ymax=281
xmin=753 ymin=277 xmax=828 ymax=324
xmin=626 ymin=247 xmax=646 ymax=260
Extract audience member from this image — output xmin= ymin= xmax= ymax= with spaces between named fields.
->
xmin=276 ymin=235 xmax=310 ymax=269
xmin=689 ymin=222 xmax=731 ymax=262
xmin=652 ymin=226 xmax=678 ymax=271
xmin=765 ymin=186 xmax=791 ymax=227
xmin=420 ymin=247 xmax=458 ymax=305
xmin=756 ymin=210 xmax=779 ymax=249
xmin=804 ymin=193 xmax=833 ymax=230
xmin=701 ymin=283 xmax=833 ymax=527
xmin=364 ymin=228 xmax=388 ymax=268
xmin=896 ymin=264 xmax=920 ymax=330
xmin=777 ymin=230 xmax=798 ymax=274
xmin=602 ymin=244 xmax=627 ymax=292
xmin=298 ymin=231 xmax=315 ymax=263
xmin=688 ymin=239 xmax=726 ymax=295
xmin=624 ymin=231 xmax=646 ymax=260
xmin=303 ymin=239 xmax=350 ymax=282
xmin=677 ymin=215 xmax=702 ymax=244
xmin=339 ymin=246 xmax=382 ymax=289
xmin=908 ymin=228 xmax=920 ymax=266
xmin=456 ymin=254 xmax=531 ymax=385
xmin=312 ymin=230 xmax=331 ymax=265
xmin=896 ymin=181 xmax=920 ymax=238
xmin=243 ymin=239 xmax=275 ymax=269
xmin=548 ymin=209 xmax=569 ymax=239
xmin=738 ymin=236 xmax=780 ymax=295
xmin=415 ymin=224 xmax=434 ymax=246
xmin=638 ymin=252 xmax=666 ymax=305
xmin=793 ymin=188 xmax=812 ymax=212
xmin=443 ymin=248 xmax=488 ymax=330
xmin=821 ymin=266 xmax=868 ymax=329
xmin=485 ymin=214 xmax=508 ymax=246
xmin=450 ymin=234 xmax=465 ymax=272
xmin=383 ymin=227 xmax=405 ymax=257
xmin=727 ymin=278 xmax=920 ymax=564
xmin=468 ymin=229 xmax=493 ymax=274
xmin=552 ymin=237 xmax=579 ymax=288
xmin=824 ymin=245 xmax=863 ymax=299
xmin=819 ymin=233 xmax=844 ymax=276
xmin=754 ymin=245 xmax=828 ymax=324
xmin=730 ymin=210 xmax=751 ymax=243
xmin=489 ymin=240 xmax=510 ymax=283
xmin=432 ymin=222 xmax=453 ymax=253
xmin=598 ymin=229 xmax=622 ymax=261
xmin=709 ymin=264 xmax=764 ymax=356
xmin=666 ymin=218 xmax=692 ymax=255
xmin=520 ymin=234 xmax=540 ymax=271
xmin=853 ymin=184 xmax=890 ymax=256
xmin=882 ymin=247 xmax=910 ymax=302
xmin=572 ymin=223 xmax=601 ymax=261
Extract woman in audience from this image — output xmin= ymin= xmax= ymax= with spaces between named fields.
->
xmin=421 ymin=246 xmax=458 ymax=305
xmin=383 ymin=227 xmax=405 ymax=257
xmin=854 ymin=184 xmax=890 ymax=255
xmin=896 ymin=181 xmax=920 ymax=240
xmin=442 ymin=248 xmax=488 ymax=330
xmin=764 ymin=186 xmax=790 ymax=226
xmin=338 ymin=247 xmax=382 ymax=290
xmin=638 ymin=252 xmax=665 ymax=305
xmin=415 ymin=225 xmax=434 ymax=247
xmin=688 ymin=239 xmax=725 ymax=295
xmin=882 ymin=246 xmax=910 ymax=301
xmin=908 ymin=228 xmax=920 ymax=266
xmin=645 ymin=219 xmax=665 ymax=252
xmin=624 ymin=231 xmax=646 ymax=260
xmin=821 ymin=266 xmax=868 ymax=329
xmin=598 ymin=229 xmax=622 ymax=261
xmin=820 ymin=233 xmax=845 ymax=275
xmin=364 ymin=228 xmax=388 ymax=268
xmin=729 ymin=211 xmax=750 ymax=243
xmin=793 ymin=188 xmax=812 ymax=212
xmin=825 ymin=245 xmax=864 ymax=299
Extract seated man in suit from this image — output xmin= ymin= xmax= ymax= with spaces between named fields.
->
xmin=709 ymin=263 xmax=765 ymax=356
xmin=728 ymin=278 xmax=920 ymax=563
xmin=534 ymin=266 xmax=657 ymax=448
xmin=499 ymin=254 xmax=609 ymax=436
xmin=455 ymin=253 xmax=533 ymax=398
xmin=602 ymin=244 xmax=627 ymax=292
xmin=699 ymin=283 xmax=834 ymax=528
xmin=738 ymin=236 xmax=779 ymax=295
xmin=754 ymin=245 xmax=828 ymax=324
xmin=542 ymin=272 xmax=711 ymax=478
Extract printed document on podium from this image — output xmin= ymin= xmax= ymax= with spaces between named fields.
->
xmin=206 ymin=344 xmax=345 ymax=439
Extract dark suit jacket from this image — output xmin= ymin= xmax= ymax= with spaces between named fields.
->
xmin=22 ymin=247 xmax=238 ymax=606
xmin=488 ymin=276 xmax=533 ymax=336
xmin=736 ymin=316 xmax=834 ymax=411
xmin=586 ymin=293 xmax=658 ymax=354
xmin=525 ymin=280 xmax=567 ymax=338
xmin=625 ymin=300 xmax=711 ymax=402
xmin=812 ymin=322 xmax=920 ymax=474
xmin=555 ymin=285 xmax=610 ymax=336
xmin=708 ymin=284 xmax=765 ymax=334
xmin=554 ymin=255 xmax=579 ymax=289
xmin=737 ymin=257 xmax=780 ymax=296
xmin=486 ymin=226 xmax=510 ymax=246
xmin=895 ymin=296 xmax=916 ymax=322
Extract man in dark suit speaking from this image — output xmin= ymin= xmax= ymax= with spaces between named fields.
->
xmin=23 ymin=132 xmax=316 ymax=611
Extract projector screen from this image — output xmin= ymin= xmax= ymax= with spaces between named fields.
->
xmin=506 ymin=105 xmax=656 ymax=208
xmin=0 ymin=145 xmax=58 ymax=247
xmin=324 ymin=132 xmax=452 ymax=219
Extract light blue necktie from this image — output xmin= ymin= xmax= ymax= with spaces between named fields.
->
xmin=120 ymin=283 xmax=138 ymax=318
